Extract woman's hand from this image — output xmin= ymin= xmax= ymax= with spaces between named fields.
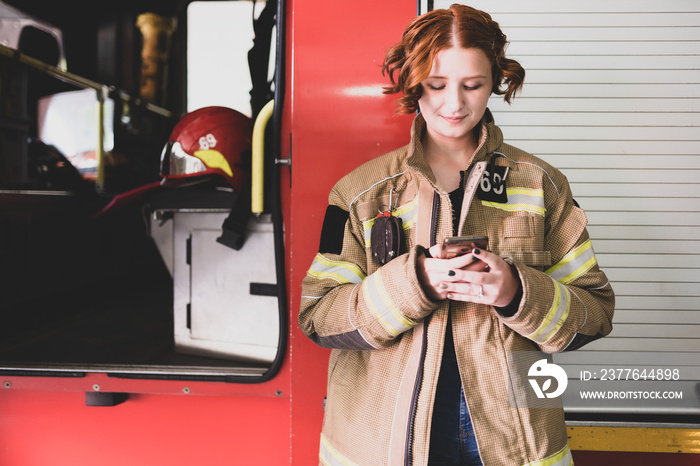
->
xmin=417 ymin=244 xmax=520 ymax=307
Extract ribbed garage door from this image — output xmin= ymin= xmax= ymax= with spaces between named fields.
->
xmin=425 ymin=0 xmax=700 ymax=415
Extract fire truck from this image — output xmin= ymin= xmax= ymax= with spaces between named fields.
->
xmin=0 ymin=0 xmax=698 ymax=464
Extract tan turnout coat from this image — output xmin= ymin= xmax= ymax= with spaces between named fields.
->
xmin=299 ymin=111 xmax=615 ymax=466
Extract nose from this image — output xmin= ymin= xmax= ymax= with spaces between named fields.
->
xmin=444 ymin=84 xmax=464 ymax=112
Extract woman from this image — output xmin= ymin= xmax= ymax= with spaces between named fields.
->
xmin=299 ymin=4 xmax=614 ymax=465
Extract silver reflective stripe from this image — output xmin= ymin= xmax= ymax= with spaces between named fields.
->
xmin=163 ymin=141 xmax=207 ymax=176
xmin=522 ymin=444 xmax=573 ymax=466
xmin=308 ymin=254 xmax=365 ymax=284
xmin=527 ymin=279 xmax=571 ymax=344
xmin=319 ymin=434 xmax=359 ymax=466
xmin=362 ymin=269 xmax=416 ymax=336
xmin=546 ymin=239 xmax=597 ymax=284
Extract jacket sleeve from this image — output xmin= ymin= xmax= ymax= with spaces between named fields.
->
xmin=298 ymin=188 xmax=439 ymax=350
xmin=495 ymin=174 xmax=615 ymax=354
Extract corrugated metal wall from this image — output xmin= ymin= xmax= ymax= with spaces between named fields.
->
xmin=427 ymin=0 xmax=700 ymax=415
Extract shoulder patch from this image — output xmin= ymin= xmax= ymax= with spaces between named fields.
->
xmin=319 ymin=205 xmax=349 ymax=254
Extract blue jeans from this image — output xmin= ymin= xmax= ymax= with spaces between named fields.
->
xmin=429 ymin=387 xmax=482 ymax=466
xmin=428 ymin=314 xmax=483 ymax=466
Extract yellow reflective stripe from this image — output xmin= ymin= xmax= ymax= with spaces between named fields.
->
xmin=527 ymin=279 xmax=570 ymax=344
xmin=362 ymin=198 xmax=418 ymax=247
xmin=308 ymin=254 xmax=365 ymax=284
xmin=546 ymin=239 xmax=597 ymax=284
xmin=522 ymin=444 xmax=573 ymax=466
xmin=362 ymin=218 xmax=374 ymax=247
xmin=394 ymin=197 xmax=418 ymax=229
xmin=482 ymin=187 xmax=545 ymax=216
xmin=319 ymin=434 xmax=359 ymax=466
xmin=362 ymin=269 xmax=416 ymax=336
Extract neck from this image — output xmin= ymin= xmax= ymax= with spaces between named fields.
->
xmin=422 ymin=126 xmax=481 ymax=192
xmin=423 ymin=122 xmax=481 ymax=159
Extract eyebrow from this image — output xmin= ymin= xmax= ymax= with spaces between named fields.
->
xmin=426 ymin=74 xmax=488 ymax=80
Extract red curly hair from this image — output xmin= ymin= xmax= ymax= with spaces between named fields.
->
xmin=382 ymin=4 xmax=525 ymax=114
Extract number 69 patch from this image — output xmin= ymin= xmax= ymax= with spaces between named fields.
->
xmin=477 ymin=154 xmax=509 ymax=203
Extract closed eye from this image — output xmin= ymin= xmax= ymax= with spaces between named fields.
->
xmin=425 ymin=84 xmax=483 ymax=91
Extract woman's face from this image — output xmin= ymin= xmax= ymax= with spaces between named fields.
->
xmin=418 ymin=46 xmax=493 ymax=146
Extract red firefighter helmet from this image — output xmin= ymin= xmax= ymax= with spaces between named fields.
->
xmin=160 ymin=106 xmax=253 ymax=192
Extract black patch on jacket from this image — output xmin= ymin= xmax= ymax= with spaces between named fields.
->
xmin=565 ymin=332 xmax=605 ymax=351
xmin=476 ymin=166 xmax=509 ymax=203
xmin=477 ymin=153 xmax=509 ymax=203
xmin=319 ymin=205 xmax=349 ymax=254
xmin=310 ymin=331 xmax=375 ymax=350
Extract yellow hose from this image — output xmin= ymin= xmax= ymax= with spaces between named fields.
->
xmin=252 ymin=100 xmax=275 ymax=214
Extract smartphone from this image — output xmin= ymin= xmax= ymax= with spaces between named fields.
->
xmin=441 ymin=235 xmax=489 ymax=259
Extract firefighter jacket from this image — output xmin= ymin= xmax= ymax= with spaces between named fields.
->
xmin=299 ymin=110 xmax=615 ymax=466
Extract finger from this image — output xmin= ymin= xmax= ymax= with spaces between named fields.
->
xmin=445 ymin=252 xmax=481 ymax=270
xmin=423 ymin=264 xmax=463 ymax=292
xmin=428 ymin=243 xmax=443 ymax=259
xmin=442 ymin=280 xmax=482 ymax=295
xmin=470 ymin=248 xmax=504 ymax=271
xmin=423 ymin=254 xmax=475 ymax=274
xmin=450 ymin=268 xmax=492 ymax=287
xmin=459 ymin=258 xmax=490 ymax=273
xmin=446 ymin=283 xmax=484 ymax=302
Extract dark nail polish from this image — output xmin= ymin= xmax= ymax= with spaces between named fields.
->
xmin=448 ymin=270 xmax=456 ymax=276
xmin=474 ymin=248 xmax=481 ymax=255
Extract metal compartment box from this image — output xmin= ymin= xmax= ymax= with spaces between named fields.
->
xmin=150 ymin=208 xmax=280 ymax=364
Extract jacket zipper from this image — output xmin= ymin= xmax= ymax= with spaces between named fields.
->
xmin=404 ymin=314 xmax=430 ymax=465
xmin=429 ymin=191 xmax=440 ymax=248
xmin=405 ymin=191 xmax=440 ymax=465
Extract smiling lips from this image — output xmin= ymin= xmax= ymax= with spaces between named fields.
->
xmin=441 ymin=115 xmax=466 ymax=124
